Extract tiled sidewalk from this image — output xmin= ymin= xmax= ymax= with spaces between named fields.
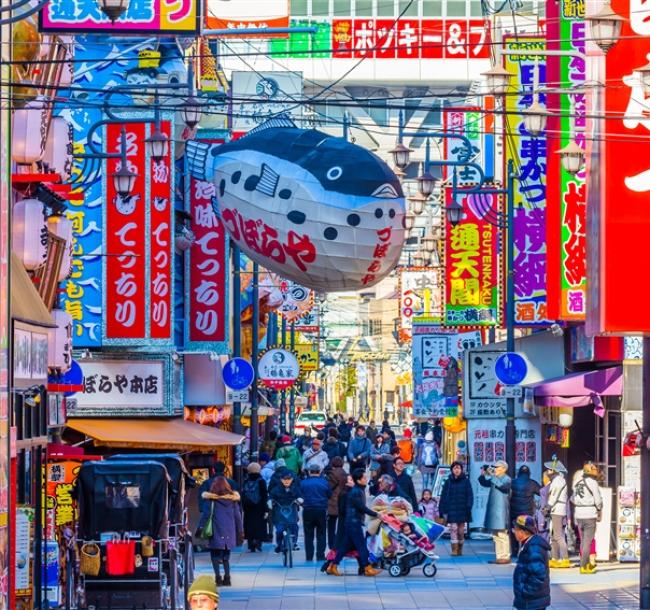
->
xmin=195 ymin=538 xmax=640 ymax=609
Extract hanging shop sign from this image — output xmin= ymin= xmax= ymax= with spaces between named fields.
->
xmin=398 ymin=267 xmax=443 ymax=342
xmin=15 ymin=507 xmax=34 ymax=596
xmin=444 ymin=187 xmax=501 ymax=326
xmin=586 ymin=0 xmax=650 ymax=333
xmin=295 ymin=343 xmax=319 ymax=372
xmin=257 ymin=348 xmax=300 ymax=390
xmin=411 ymin=325 xmax=459 ymax=419
xmin=442 ymin=106 xmax=482 ymax=184
xmin=66 ymin=355 xmax=177 ymax=417
xmin=47 ymin=215 xmax=73 ymax=282
xmin=464 ymin=349 xmax=506 ymax=418
xmin=276 ymin=278 xmax=314 ymax=323
xmin=546 ymin=2 xmax=587 ymax=321
xmin=43 ymin=116 xmax=74 ymax=181
xmin=46 ymin=460 xmax=81 ymax=530
xmin=186 ymin=123 xmax=406 ymax=291
xmin=12 ymin=198 xmax=48 ymax=270
xmin=11 ymin=97 xmax=47 ymax=164
xmin=293 ymin=306 xmax=319 ymax=334
xmin=48 ymin=309 xmax=73 ymax=372
xmin=504 ymin=36 xmax=552 ymax=326
xmin=185 ymin=138 xmax=229 ymax=350
xmin=40 ymin=0 xmax=200 ymax=34
xmin=205 ymin=0 xmax=289 ymax=36
xmin=13 ymin=323 xmax=49 ymax=389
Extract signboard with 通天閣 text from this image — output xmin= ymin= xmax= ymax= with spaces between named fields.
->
xmin=411 ymin=325 xmax=459 ymax=419
xmin=504 ymin=37 xmax=552 ymax=326
xmin=40 ymin=0 xmax=199 ymax=34
xmin=66 ymin=356 xmax=178 ymax=417
xmin=444 ymin=187 xmax=501 ymax=327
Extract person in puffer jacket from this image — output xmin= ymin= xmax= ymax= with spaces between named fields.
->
xmin=571 ymin=462 xmax=603 ymax=574
xmin=510 ymin=465 xmax=541 ymax=554
xmin=512 ymin=515 xmax=551 ymax=610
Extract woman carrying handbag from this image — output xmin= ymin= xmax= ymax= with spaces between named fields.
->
xmin=197 ymin=476 xmax=243 ymax=586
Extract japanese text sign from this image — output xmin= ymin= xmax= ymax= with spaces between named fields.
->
xmin=399 ymin=268 xmax=443 ymax=342
xmin=586 ymin=0 xmax=650 ymax=333
xmin=40 ymin=0 xmax=199 ymax=34
xmin=412 ymin=325 xmax=459 ymax=418
xmin=205 ymin=0 xmax=289 ymax=36
xmin=443 ymin=106 xmax=482 ymax=184
xmin=463 ymin=349 xmax=506 ymax=418
xmin=293 ymin=306 xmax=319 ymax=334
xmin=276 ymin=279 xmax=314 ymax=323
xmin=444 ymin=188 xmax=501 ymax=326
xmin=258 ymin=348 xmax=300 ymax=390
xmin=331 ymin=19 xmax=489 ymax=59
xmin=68 ymin=359 xmax=166 ymax=415
xmin=504 ymin=37 xmax=552 ymax=326
xmin=295 ymin=343 xmax=319 ymax=372
xmin=46 ymin=461 xmax=81 ymax=529
xmin=187 ymin=139 xmax=228 ymax=347
xmin=546 ymin=0 xmax=587 ymax=320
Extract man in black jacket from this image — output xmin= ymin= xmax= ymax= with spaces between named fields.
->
xmin=512 ymin=515 xmax=551 ymax=610
xmin=326 ymin=469 xmax=382 ymax=577
xmin=510 ymin=465 xmax=541 ymax=555
xmin=393 ymin=457 xmax=418 ymax=511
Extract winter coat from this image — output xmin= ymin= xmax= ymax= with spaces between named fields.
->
xmin=571 ymin=474 xmax=603 ymax=520
xmin=370 ymin=441 xmax=392 ymax=471
xmin=198 ymin=476 xmax=239 ymax=514
xmin=275 ymin=444 xmax=302 ymax=474
xmin=511 ymin=473 xmax=541 ymax=518
xmin=347 ymin=436 xmax=372 ymax=464
xmin=343 ymin=484 xmax=378 ymax=525
xmin=301 ymin=448 xmax=329 ymax=473
xmin=299 ymin=475 xmax=331 ymax=511
xmin=416 ymin=441 xmax=440 ymax=474
xmin=513 ymin=534 xmax=551 ymax=610
xmin=365 ymin=426 xmax=378 ymax=444
xmin=268 ymin=468 xmax=300 ymax=496
xmin=395 ymin=471 xmax=418 ymax=511
xmin=269 ymin=482 xmax=301 ymax=527
xmin=439 ymin=473 xmax=473 ymax=524
xmin=324 ymin=438 xmax=346 ymax=461
xmin=479 ymin=473 xmax=511 ymax=531
xmin=418 ymin=498 xmax=438 ymax=521
xmin=326 ymin=466 xmax=348 ymax=516
xmin=198 ymin=491 xmax=243 ymax=550
xmin=546 ymin=474 xmax=568 ymax=517
xmin=337 ymin=422 xmax=352 ymax=443
xmin=295 ymin=435 xmax=312 ymax=455
xmin=260 ymin=461 xmax=275 ymax=486
xmin=241 ymin=474 xmax=268 ymax=541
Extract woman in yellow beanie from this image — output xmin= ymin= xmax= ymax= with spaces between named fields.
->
xmin=188 ymin=574 xmax=219 ymax=609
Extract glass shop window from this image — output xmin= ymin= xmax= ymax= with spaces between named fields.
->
xmin=334 ymin=0 xmax=352 ymax=14
xmin=423 ymin=0 xmax=443 ymax=16
xmin=446 ymin=0 xmax=468 ymax=16
xmin=291 ymin=0 xmax=309 ymax=16
xmin=355 ymin=0 xmax=373 ymax=15
xmin=377 ymin=0 xmax=395 ymax=15
xmin=312 ymin=0 xmax=330 ymax=16
xmin=399 ymin=0 xmax=419 ymax=15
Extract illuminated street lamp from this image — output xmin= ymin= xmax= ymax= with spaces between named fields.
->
xmin=112 ymin=127 xmax=137 ymax=198
xmin=481 ymin=65 xmax=513 ymax=95
xmin=445 ymin=198 xmax=464 ymax=227
xmin=421 ymin=233 xmax=437 ymax=254
xmin=523 ymin=100 xmax=551 ymax=137
xmin=97 ymin=0 xmax=131 ymax=22
xmin=390 ymin=141 xmax=412 ymax=170
xmin=557 ymin=140 xmax=585 ymax=175
xmin=404 ymin=211 xmax=416 ymax=231
xmin=585 ymin=2 xmax=625 ymax=53
xmin=409 ymin=194 xmax=426 ymax=216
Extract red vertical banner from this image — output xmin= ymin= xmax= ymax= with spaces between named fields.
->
xmin=188 ymin=141 xmax=227 ymax=343
xmin=148 ymin=121 xmax=173 ymax=340
xmin=105 ymin=122 xmax=147 ymax=339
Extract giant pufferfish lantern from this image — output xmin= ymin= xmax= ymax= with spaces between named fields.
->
xmin=186 ymin=118 xmax=406 ymax=292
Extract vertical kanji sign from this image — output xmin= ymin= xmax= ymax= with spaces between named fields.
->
xmin=444 ymin=187 xmax=501 ymax=326
xmin=105 ymin=123 xmax=147 ymax=339
xmin=187 ymin=140 xmax=228 ymax=344
xmin=587 ymin=0 xmax=650 ymax=333
xmin=148 ymin=121 xmax=173 ymax=339
xmin=504 ymin=37 xmax=552 ymax=326
xmin=547 ymin=0 xmax=587 ymax=320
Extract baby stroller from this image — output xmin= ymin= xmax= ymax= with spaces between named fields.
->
xmin=375 ymin=514 xmax=443 ymax=578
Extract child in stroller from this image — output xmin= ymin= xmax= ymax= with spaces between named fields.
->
xmin=400 ymin=522 xmax=435 ymax=552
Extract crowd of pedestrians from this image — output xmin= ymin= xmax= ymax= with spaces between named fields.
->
xmin=195 ymin=413 xmax=605 ymax=610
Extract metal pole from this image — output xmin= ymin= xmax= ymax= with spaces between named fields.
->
xmin=640 ymin=337 xmax=650 ymax=608
xmin=280 ymin=316 xmax=287 ymax=434
xmin=505 ymin=158 xmax=517 ymax=478
xmin=231 ymin=243 xmax=243 ymax=485
xmin=343 ymin=111 xmax=349 ymax=141
xmin=250 ymin=262 xmax=260 ymax=459
xmin=289 ymin=322 xmax=296 ymax=435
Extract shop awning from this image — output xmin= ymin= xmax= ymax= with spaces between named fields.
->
xmin=11 ymin=252 xmax=54 ymax=327
xmin=524 ymin=366 xmax=623 ymax=407
xmin=66 ymin=418 xmax=244 ymax=452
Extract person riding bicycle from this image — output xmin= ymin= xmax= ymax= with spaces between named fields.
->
xmin=269 ymin=471 xmax=302 ymax=553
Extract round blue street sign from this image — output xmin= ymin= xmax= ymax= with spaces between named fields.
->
xmin=494 ymin=352 xmax=528 ymax=386
xmin=222 ymin=357 xmax=255 ymax=390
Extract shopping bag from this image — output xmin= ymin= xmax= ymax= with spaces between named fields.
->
xmin=106 ymin=538 xmax=136 ymax=575
xmin=197 ymin=503 xmax=214 ymax=539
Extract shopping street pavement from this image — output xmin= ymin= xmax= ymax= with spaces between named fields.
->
xmin=194 ymin=537 xmax=640 ymax=610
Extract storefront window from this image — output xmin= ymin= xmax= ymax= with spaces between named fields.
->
xmin=399 ymin=0 xmax=419 ymax=15
xmin=470 ymin=0 xmax=483 ymax=15
xmin=355 ymin=0 xmax=373 ymax=15
xmin=312 ymin=0 xmax=330 ymax=16
xmin=291 ymin=0 xmax=309 ymax=16
xmin=446 ymin=0 xmax=467 ymax=15
xmin=423 ymin=0 xmax=443 ymax=16
xmin=377 ymin=0 xmax=395 ymax=15
xmin=334 ymin=0 xmax=352 ymax=14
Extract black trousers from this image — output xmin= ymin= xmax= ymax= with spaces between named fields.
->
xmin=327 ymin=514 xmax=338 ymax=549
xmin=303 ymin=507 xmax=327 ymax=560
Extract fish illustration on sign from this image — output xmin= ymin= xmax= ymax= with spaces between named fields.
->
xmin=186 ymin=117 xmax=406 ymax=292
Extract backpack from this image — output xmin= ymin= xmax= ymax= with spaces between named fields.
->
xmin=421 ymin=443 xmax=438 ymax=467
xmin=242 ymin=479 xmax=261 ymax=506
xmin=397 ymin=439 xmax=414 ymax=463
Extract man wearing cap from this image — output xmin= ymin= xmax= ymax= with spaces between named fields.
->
xmin=512 ymin=515 xmax=551 ymax=610
xmin=542 ymin=458 xmax=570 ymax=568
xmin=301 ymin=437 xmax=329 ymax=475
xmin=571 ymin=461 xmax=603 ymax=574
xmin=300 ymin=462 xmax=332 ymax=561
xmin=478 ymin=460 xmax=512 ymax=564
xmin=187 ymin=574 xmax=219 ymax=609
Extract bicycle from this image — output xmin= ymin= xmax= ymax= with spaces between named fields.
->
xmin=273 ymin=500 xmax=301 ymax=568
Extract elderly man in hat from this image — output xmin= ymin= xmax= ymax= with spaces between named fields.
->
xmin=512 ymin=515 xmax=551 ymax=610
xmin=188 ymin=574 xmax=219 ymax=609
xmin=542 ymin=457 xmax=570 ymax=568
xmin=478 ymin=460 xmax=512 ymax=563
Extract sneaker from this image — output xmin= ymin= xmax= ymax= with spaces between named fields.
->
xmin=293 ymin=544 xmax=300 ymax=551
xmin=326 ymin=564 xmax=343 ymax=576
xmin=274 ymin=546 xmax=281 ymax=554
xmin=556 ymin=559 xmax=572 ymax=568
xmin=364 ymin=565 xmax=381 ymax=577
xmin=580 ymin=564 xmax=597 ymax=574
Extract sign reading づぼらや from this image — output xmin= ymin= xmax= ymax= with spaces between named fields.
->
xmin=257 ymin=348 xmax=300 ymax=391
xmin=66 ymin=356 xmax=177 ymax=417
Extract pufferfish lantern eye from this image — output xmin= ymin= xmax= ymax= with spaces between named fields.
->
xmin=327 ymin=166 xmax=343 ymax=181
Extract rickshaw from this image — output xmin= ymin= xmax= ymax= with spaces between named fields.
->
xmin=66 ymin=457 xmax=194 ymax=610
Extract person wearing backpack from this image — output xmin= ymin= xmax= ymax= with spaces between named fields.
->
xmin=275 ymin=435 xmax=302 ymax=475
xmin=571 ymin=462 xmax=603 ymax=574
xmin=241 ymin=462 xmax=268 ymax=553
xmin=542 ymin=459 xmax=570 ymax=569
xmin=397 ymin=428 xmax=415 ymax=464
xmin=417 ymin=431 xmax=440 ymax=490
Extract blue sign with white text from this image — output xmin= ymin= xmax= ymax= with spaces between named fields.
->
xmin=223 ymin=358 xmax=254 ymax=390
xmin=494 ymin=352 xmax=528 ymax=386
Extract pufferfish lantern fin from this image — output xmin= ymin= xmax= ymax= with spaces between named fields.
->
xmin=245 ymin=113 xmax=296 ymax=137
xmin=186 ymin=139 xmax=212 ymax=181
